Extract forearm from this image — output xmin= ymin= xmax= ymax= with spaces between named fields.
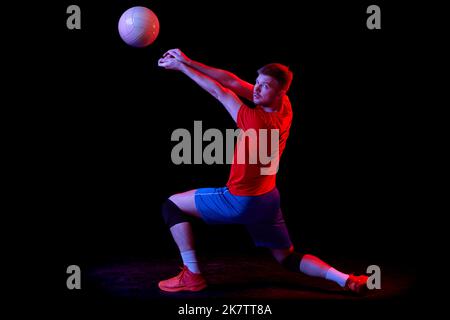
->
xmin=185 ymin=59 xmax=238 ymax=88
xmin=180 ymin=63 xmax=226 ymax=100
xmin=177 ymin=62 xmax=242 ymax=122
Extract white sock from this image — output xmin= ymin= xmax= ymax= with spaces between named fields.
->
xmin=325 ymin=267 xmax=349 ymax=287
xmin=180 ymin=250 xmax=200 ymax=274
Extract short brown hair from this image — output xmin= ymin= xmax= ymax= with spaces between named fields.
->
xmin=257 ymin=63 xmax=293 ymax=92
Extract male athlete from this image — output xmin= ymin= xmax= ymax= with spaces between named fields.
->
xmin=157 ymin=49 xmax=368 ymax=294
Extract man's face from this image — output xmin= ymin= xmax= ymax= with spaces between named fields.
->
xmin=253 ymin=74 xmax=283 ymax=106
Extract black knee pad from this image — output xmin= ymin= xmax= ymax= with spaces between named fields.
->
xmin=281 ymin=252 xmax=305 ymax=272
xmin=161 ymin=199 xmax=189 ymax=228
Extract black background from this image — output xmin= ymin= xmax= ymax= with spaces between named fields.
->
xmin=15 ymin=0 xmax=420 ymax=315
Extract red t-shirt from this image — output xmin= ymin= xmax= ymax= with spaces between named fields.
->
xmin=226 ymin=96 xmax=293 ymax=196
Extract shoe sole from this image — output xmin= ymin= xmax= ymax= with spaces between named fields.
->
xmin=345 ymin=284 xmax=369 ymax=295
xmin=158 ymin=282 xmax=207 ymax=292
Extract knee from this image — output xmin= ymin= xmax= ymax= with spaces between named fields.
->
xmin=281 ymin=252 xmax=305 ymax=272
xmin=271 ymin=245 xmax=294 ymax=264
xmin=161 ymin=198 xmax=188 ymax=228
xmin=168 ymin=193 xmax=177 ymax=202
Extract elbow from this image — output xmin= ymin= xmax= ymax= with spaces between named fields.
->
xmin=223 ymin=76 xmax=239 ymax=89
xmin=221 ymin=78 xmax=234 ymax=88
xmin=210 ymin=88 xmax=221 ymax=100
xmin=215 ymin=87 xmax=232 ymax=101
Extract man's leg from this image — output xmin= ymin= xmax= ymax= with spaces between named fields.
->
xmin=159 ymin=189 xmax=207 ymax=292
xmin=167 ymin=190 xmax=201 ymax=251
xmin=270 ymin=247 xmax=368 ymax=293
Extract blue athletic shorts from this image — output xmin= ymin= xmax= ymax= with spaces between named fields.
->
xmin=194 ymin=187 xmax=292 ymax=249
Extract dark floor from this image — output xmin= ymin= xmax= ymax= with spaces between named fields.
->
xmin=62 ymin=252 xmax=418 ymax=318
xmin=85 ymin=255 xmax=412 ymax=300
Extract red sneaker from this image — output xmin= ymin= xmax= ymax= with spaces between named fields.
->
xmin=345 ymin=274 xmax=369 ymax=294
xmin=158 ymin=266 xmax=207 ymax=292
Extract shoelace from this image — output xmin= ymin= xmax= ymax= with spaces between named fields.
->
xmin=177 ymin=266 xmax=188 ymax=284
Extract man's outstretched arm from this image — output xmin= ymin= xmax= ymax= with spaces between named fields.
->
xmin=164 ymin=49 xmax=254 ymax=101
xmin=158 ymin=56 xmax=243 ymax=122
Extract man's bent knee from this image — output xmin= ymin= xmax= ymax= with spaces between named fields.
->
xmin=270 ymin=245 xmax=294 ymax=264
xmin=281 ymin=252 xmax=305 ymax=272
xmin=161 ymin=199 xmax=190 ymax=228
xmin=168 ymin=190 xmax=200 ymax=217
